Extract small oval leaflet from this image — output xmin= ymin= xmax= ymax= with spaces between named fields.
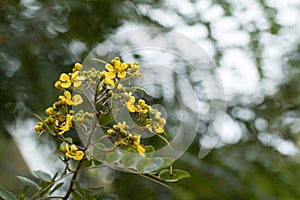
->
xmin=158 ymin=169 xmax=191 ymax=182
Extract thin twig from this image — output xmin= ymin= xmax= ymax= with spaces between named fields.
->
xmin=62 ymin=158 xmax=84 ymax=200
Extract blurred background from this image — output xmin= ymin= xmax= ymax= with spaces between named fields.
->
xmin=1 ymin=0 xmax=300 ymax=199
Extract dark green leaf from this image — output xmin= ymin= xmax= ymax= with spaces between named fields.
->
xmin=19 ymin=186 xmax=30 ymax=200
xmin=33 ymin=170 xmax=52 ymax=182
xmin=72 ymin=191 xmax=82 ymax=200
xmin=98 ymin=111 xmax=114 ymax=126
xmin=73 ymin=180 xmax=84 ymax=195
xmin=52 ymin=171 xmax=60 ymax=181
xmin=0 ymin=185 xmax=18 ymax=200
xmin=144 ymin=145 xmax=155 ymax=157
xmin=50 ymin=182 xmax=64 ymax=194
xmin=158 ymin=169 xmax=191 ymax=182
xmin=82 ymin=159 xmax=93 ymax=168
xmin=39 ymin=181 xmax=53 ymax=196
xmin=82 ymin=187 xmax=94 ymax=199
xmin=16 ymin=176 xmax=41 ymax=189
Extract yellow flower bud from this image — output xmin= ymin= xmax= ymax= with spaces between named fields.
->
xmin=55 ymin=81 xmax=61 ymax=89
xmin=34 ymin=124 xmax=43 ymax=132
xmin=74 ymin=63 xmax=83 ymax=71
xmin=45 ymin=107 xmax=54 ymax=115
xmin=107 ymin=129 xmax=116 ymax=136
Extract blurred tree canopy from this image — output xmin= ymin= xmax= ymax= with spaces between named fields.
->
xmin=1 ymin=0 xmax=300 ymax=199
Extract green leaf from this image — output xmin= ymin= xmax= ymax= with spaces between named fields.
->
xmin=33 ymin=170 xmax=52 ymax=182
xmin=81 ymin=187 xmax=94 ymax=199
xmin=39 ymin=181 xmax=53 ymax=197
xmin=82 ymin=159 xmax=93 ymax=168
xmin=158 ymin=169 xmax=191 ymax=182
xmin=19 ymin=186 xmax=30 ymax=200
xmin=72 ymin=191 xmax=82 ymax=200
xmin=105 ymin=151 xmax=119 ymax=163
xmin=160 ymin=157 xmax=175 ymax=169
xmin=65 ymin=137 xmax=73 ymax=144
xmin=73 ymin=180 xmax=94 ymax=199
xmin=0 ymin=185 xmax=18 ymax=200
xmin=91 ymin=186 xmax=105 ymax=198
xmin=49 ymin=182 xmax=64 ymax=194
xmin=144 ymin=145 xmax=155 ymax=157
xmin=93 ymin=144 xmax=106 ymax=162
xmin=16 ymin=176 xmax=41 ymax=189
xmin=52 ymin=171 xmax=60 ymax=181
xmin=73 ymin=180 xmax=84 ymax=195
xmin=97 ymin=193 xmax=119 ymax=200
xmin=98 ymin=111 xmax=114 ymax=126
xmin=120 ymin=148 xmax=136 ymax=167
xmin=136 ymin=157 xmax=163 ymax=173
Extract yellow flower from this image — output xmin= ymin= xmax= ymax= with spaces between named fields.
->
xmin=117 ymin=121 xmax=127 ymax=129
xmin=106 ymin=57 xmax=129 ymax=79
xmin=115 ymin=138 xmax=128 ymax=146
xmin=59 ymin=73 xmax=72 ymax=88
xmin=102 ymin=71 xmax=115 ymax=87
xmin=57 ymin=70 xmax=83 ymax=89
xmin=59 ymin=114 xmax=73 ymax=135
xmin=71 ymin=71 xmax=82 ymax=87
xmin=132 ymin=135 xmax=141 ymax=146
xmin=64 ymin=143 xmax=84 ymax=161
xmin=123 ymin=92 xmax=136 ymax=112
xmin=72 ymin=94 xmax=83 ymax=106
xmin=74 ymin=63 xmax=83 ymax=71
xmin=136 ymin=144 xmax=145 ymax=157
xmin=59 ymin=91 xmax=73 ymax=105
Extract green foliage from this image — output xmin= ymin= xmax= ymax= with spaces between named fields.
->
xmin=0 ymin=185 xmax=18 ymax=200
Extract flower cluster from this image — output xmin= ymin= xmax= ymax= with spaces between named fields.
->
xmin=120 ymin=92 xmax=166 ymax=134
xmin=34 ymin=57 xmax=167 ymax=162
xmin=34 ymin=91 xmax=83 ymax=136
xmin=102 ymin=57 xmax=141 ymax=87
xmin=106 ymin=121 xmax=146 ymax=156
xmin=34 ymin=63 xmax=85 ymax=160
xmin=55 ymin=63 xmax=84 ymax=89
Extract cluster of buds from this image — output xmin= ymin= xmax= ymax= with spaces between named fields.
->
xmin=120 ymin=92 xmax=166 ymax=134
xmin=34 ymin=91 xmax=83 ymax=136
xmin=106 ymin=121 xmax=146 ymax=156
